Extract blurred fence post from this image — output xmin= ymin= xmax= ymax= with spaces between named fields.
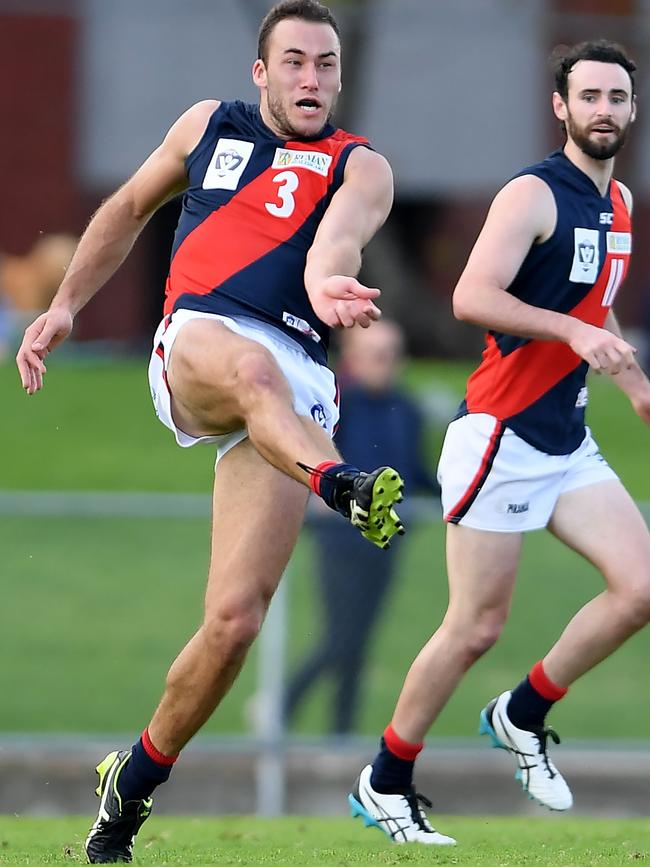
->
xmin=254 ymin=570 xmax=289 ymax=816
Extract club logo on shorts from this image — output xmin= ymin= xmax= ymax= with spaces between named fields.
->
xmin=282 ymin=311 xmax=321 ymax=342
xmin=575 ymin=386 xmax=588 ymax=408
xmin=569 ymin=228 xmax=599 ymax=284
xmin=202 ymin=139 xmax=255 ymax=190
xmin=310 ymin=403 xmax=330 ymax=429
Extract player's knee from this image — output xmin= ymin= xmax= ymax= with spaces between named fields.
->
xmin=202 ymin=605 xmax=263 ymax=659
xmin=459 ymin=614 xmax=506 ymax=664
xmin=234 ymin=348 xmax=286 ymax=405
xmin=618 ymin=582 xmax=650 ymax=629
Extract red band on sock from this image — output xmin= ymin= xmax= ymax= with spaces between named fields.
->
xmin=141 ymin=728 xmax=178 ymax=767
xmin=529 ymin=661 xmax=568 ymax=702
xmin=383 ymin=724 xmax=424 ymax=761
xmin=308 ymin=460 xmax=339 ymax=496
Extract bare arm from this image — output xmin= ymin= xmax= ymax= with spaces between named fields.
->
xmin=304 ymin=146 xmax=393 ymax=328
xmin=17 ymin=99 xmax=219 ymax=394
xmin=453 ymin=175 xmax=637 ymax=374
xmin=603 ymin=310 xmax=650 ymax=425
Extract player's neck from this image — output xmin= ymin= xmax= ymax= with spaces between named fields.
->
xmin=563 ymin=140 xmax=614 ymax=197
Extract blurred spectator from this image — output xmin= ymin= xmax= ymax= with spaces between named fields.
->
xmin=284 ymin=319 xmax=439 ymax=734
xmin=0 ymin=234 xmax=77 ymax=359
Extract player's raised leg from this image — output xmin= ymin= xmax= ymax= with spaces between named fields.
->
xmin=166 ymin=318 xmax=404 ymax=548
xmin=86 ymin=439 xmax=309 ymax=863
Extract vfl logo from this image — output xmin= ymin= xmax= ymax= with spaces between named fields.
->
xmin=214 ymin=149 xmax=244 ymax=177
xmin=569 ymin=228 xmax=599 ymax=284
xmin=578 ymin=241 xmax=596 ymax=270
xmin=310 ymin=403 xmax=330 ymax=429
xmin=202 ymin=138 xmax=254 ymax=191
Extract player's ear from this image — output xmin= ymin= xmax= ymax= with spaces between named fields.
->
xmin=630 ymin=94 xmax=637 ymax=124
xmin=552 ymin=90 xmax=568 ymax=123
xmin=252 ymin=58 xmax=267 ymax=88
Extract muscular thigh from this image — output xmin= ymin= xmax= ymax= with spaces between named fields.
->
xmin=445 ymin=524 xmax=523 ymax=626
xmin=549 ymin=480 xmax=650 ymax=590
xmin=167 ymin=317 xmax=287 ymax=437
xmin=204 ymin=438 xmax=309 ymax=623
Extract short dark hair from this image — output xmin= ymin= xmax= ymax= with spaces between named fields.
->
xmin=257 ymin=0 xmax=340 ymax=64
xmin=551 ymin=39 xmax=637 ymax=100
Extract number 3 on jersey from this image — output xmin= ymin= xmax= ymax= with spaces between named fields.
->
xmin=265 ymin=170 xmax=299 ymax=218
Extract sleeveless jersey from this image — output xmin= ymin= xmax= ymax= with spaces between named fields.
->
xmin=459 ymin=149 xmax=632 ymax=454
xmin=163 ymin=100 xmax=370 ymax=365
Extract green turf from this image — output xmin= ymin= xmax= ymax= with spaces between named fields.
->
xmin=0 ymin=816 xmax=649 ymax=864
xmin=2 ymin=512 xmax=650 ymax=737
xmin=2 ymin=359 xmax=649 ymax=495
xmin=1 ymin=358 xmax=649 ymax=738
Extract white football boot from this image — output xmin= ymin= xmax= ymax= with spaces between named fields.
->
xmin=349 ymin=764 xmax=456 ymax=845
xmin=479 ymin=690 xmax=573 ymax=811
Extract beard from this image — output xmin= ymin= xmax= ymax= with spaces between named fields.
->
xmin=566 ymin=111 xmax=630 ymax=160
xmin=265 ymin=88 xmax=335 ymax=139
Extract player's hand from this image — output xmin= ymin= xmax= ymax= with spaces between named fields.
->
xmin=16 ymin=307 xmax=74 ymax=394
xmin=310 ymin=275 xmax=381 ymax=329
xmin=568 ymin=321 xmax=636 ymax=376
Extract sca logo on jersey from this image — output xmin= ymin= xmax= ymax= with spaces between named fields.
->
xmin=569 ymin=228 xmax=599 ymax=284
xmin=599 ymin=212 xmax=614 ymax=224
xmin=310 ymin=403 xmax=330 ymax=428
xmin=202 ymin=138 xmax=254 ymax=191
xmin=272 ymin=148 xmax=333 ymax=176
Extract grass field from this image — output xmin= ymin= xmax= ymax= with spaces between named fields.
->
xmin=2 ymin=358 xmax=649 ymax=495
xmin=1 ymin=358 xmax=649 ymax=739
xmin=1 ymin=815 xmax=649 ymax=865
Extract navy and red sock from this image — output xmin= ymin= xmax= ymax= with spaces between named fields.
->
xmin=507 ymin=660 xmax=568 ymax=730
xmin=370 ymin=724 xmax=423 ymax=793
xmin=304 ymin=460 xmax=359 ymax=512
xmin=117 ymin=728 xmax=178 ymax=803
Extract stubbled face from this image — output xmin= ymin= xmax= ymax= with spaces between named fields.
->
xmin=253 ymin=18 xmax=341 ymax=139
xmin=554 ymin=59 xmax=636 ymax=160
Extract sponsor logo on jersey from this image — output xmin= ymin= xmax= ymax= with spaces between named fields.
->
xmin=282 ymin=311 xmax=321 ymax=342
xmin=569 ymin=228 xmax=599 ymax=284
xmin=606 ymin=231 xmax=632 ymax=254
xmin=575 ymin=386 xmax=588 ymax=408
xmin=202 ymin=138 xmax=255 ymax=190
xmin=310 ymin=402 xmax=330 ymax=428
xmin=272 ymin=148 xmax=333 ymax=176
xmin=599 ymin=212 xmax=614 ymax=224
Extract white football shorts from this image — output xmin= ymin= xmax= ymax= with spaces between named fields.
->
xmin=148 ymin=309 xmax=339 ymax=463
xmin=437 ymin=412 xmax=618 ymax=532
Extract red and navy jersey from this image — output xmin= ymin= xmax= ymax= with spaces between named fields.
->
xmin=163 ymin=100 xmax=370 ymax=365
xmin=458 ymin=149 xmax=632 ymax=454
